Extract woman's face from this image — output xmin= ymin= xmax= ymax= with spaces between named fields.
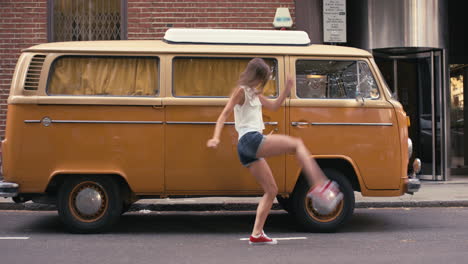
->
xmin=249 ymin=79 xmax=264 ymax=94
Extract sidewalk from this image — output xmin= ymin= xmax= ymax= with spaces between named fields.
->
xmin=1 ymin=178 xmax=468 ymax=211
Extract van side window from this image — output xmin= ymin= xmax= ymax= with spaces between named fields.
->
xmin=48 ymin=56 xmax=159 ymax=96
xmin=173 ymin=57 xmax=278 ymax=97
xmin=295 ymin=60 xmax=380 ymax=99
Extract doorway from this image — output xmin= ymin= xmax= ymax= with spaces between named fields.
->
xmin=374 ymin=49 xmax=446 ymax=180
xmin=450 ymin=65 xmax=468 ymax=176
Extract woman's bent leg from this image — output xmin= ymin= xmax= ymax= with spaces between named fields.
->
xmin=256 ymin=134 xmax=327 ymax=187
xmin=248 ymin=159 xmax=278 ymax=236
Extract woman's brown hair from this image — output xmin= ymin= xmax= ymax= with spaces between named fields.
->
xmin=238 ymin=58 xmax=271 ymax=89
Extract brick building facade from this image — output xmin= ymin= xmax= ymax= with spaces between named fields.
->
xmin=0 ymin=0 xmax=295 ymax=139
xmin=0 ymin=0 xmax=48 ymax=139
xmin=128 ymin=0 xmax=295 ymax=39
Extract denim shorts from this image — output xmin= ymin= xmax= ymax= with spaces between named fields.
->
xmin=237 ymin=131 xmax=266 ymax=167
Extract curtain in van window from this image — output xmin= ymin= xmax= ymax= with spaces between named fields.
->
xmin=48 ymin=57 xmax=158 ymax=96
xmin=173 ymin=58 xmax=277 ymax=97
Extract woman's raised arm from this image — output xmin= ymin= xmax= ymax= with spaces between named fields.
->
xmin=259 ymin=77 xmax=293 ymax=111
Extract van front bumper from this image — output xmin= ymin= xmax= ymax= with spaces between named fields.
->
xmin=0 ymin=181 xmax=19 ymax=197
xmin=406 ymin=178 xmax=421 ymax=194
xmin=406 ymin=158 xmax=421 ymax=194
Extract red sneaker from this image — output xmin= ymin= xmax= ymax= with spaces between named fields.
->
xmin=307 ymin=180 xmax=344 ymax=215
xmin=249 ymin=231 xmax=278 ymax=245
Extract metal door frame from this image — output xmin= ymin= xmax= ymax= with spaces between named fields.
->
xmin=374 ymin=49 xmax=448 ymax=181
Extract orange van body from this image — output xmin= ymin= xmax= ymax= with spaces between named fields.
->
xmin=0 ymin=38 xmax=420 ymax=233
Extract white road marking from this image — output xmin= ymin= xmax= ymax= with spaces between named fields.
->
xmin=240 ymin=237 xmax=307 ymax=241
xmin=0 ymin=237 xmax=30 ymax=240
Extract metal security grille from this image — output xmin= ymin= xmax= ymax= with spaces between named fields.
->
xmin=51 ymin=0 xmax=126 ymax=41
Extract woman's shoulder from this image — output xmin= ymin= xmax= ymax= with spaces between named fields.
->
xmin=232 ymin=86 xmax=245 ymax=99
xmin=239 ymin=85 xmax=257 ymax=95
xmin=231 ymin=86 xmax=245 ymax=104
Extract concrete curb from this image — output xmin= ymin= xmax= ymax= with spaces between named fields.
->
xmin=354 ymin=200 xmax=468 ymax=208
xmin=2 ymin=200 xmax=468 ymax=212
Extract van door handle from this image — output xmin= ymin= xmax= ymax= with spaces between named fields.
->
xmin=291 ymin=122 xmax=309 ymax=126
xmin=264 ymin=122 xmax=278 ymax=126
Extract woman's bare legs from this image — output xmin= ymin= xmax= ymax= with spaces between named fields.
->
xmin=248 ymin=159 xmax=278 ymax=236
xmin=256 ymin=134 xmax=327 ymax=188
xmin=248 ymin=134 xmax=327 ymax=236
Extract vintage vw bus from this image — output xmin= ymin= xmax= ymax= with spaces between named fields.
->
xmin=0 ymin=29 xmax=421 ymax=233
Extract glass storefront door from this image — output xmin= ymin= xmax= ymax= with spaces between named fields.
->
xmin=375 ymin=50 xmax=446 ymax=180
xmin=450 ymin=64 xmax=468 ymax=175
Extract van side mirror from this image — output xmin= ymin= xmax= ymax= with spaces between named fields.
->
xmin=355 ymin=94 xmax=365 ymax=105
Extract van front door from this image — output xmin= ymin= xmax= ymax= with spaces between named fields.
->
xmin=287 ymin=56 xmax=402 ymax=190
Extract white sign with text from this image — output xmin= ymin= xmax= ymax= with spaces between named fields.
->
xmin=323 ymin=0 xmax=347 ymax=43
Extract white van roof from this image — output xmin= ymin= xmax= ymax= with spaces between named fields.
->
xmin=163 ymin=28 xmax=311 ymax=46
xmin=24 ymin=41 xmax=372 ymax=58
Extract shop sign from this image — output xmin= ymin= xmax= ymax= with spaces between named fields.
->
xmin=323 ymin=0 xmax=347 ymax=43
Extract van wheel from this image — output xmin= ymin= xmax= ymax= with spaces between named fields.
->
xmin=291 ymin=168 xmax=355 ymax=232
xmin=276 ymin=195 xmax=293 ymax=213
xmin=57 ymin=176 xmax=122 ymax=233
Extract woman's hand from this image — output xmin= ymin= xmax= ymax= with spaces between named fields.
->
xmin=259 ymin=75 xmax=294 ymax=111
xmin=207 ymin=138 xmax=220 ymax=148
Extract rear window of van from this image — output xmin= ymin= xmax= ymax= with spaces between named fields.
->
xmin=47 ymin=56 xmax=159 ymax=96
xmin=172 ymin=57 xmax=278 ymax=97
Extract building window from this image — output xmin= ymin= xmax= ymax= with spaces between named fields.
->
xmin=49 ymin=0 xmax=127 ymax=42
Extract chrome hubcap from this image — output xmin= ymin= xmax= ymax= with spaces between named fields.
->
xmin=306 ymin=197 xmax=343 ymax=222
xmin=74 ymin=187 xmax=103 ymax=216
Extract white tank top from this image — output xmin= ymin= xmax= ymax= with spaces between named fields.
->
xmin=234 ymin=86 xmax=265 ymax=139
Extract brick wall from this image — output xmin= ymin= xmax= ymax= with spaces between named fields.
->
xmin=0 ymin=0 xmax=295 ymax=139
xmin=127 ymin=0 xmax=296 ymax=39
xmin=0 ymin=0 xmax=48 ymax=139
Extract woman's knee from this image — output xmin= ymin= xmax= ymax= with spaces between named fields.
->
xmin=291 ymin=137 xmax=305 ymax=152
xmin=265 ymin=184 xmax=278 ymax=197
xmin=279 ymin=136 xmax=302 ymax=153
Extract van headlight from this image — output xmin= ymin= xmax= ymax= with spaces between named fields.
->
xmin=408 ymin=138 xmax=413 ymax=159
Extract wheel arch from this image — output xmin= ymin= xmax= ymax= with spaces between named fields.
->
xmin=45 ymin=172 xmax=132 ymax=197
xmin=290 ymin=156 xmax=363 ymax=193
xmin=316 ymin=157 xmax=362 ymax=192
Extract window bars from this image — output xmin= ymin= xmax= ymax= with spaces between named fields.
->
xmin=51 ymin=0 xmax=125 ymax=41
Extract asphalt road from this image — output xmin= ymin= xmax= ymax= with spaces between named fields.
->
xmin=1 ymin=208 xmax=468 ymax=264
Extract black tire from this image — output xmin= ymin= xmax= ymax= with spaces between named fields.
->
xmin=57 ymin=176 xmax=122 ymax=233
xmin=121 ymin=202 xmax=133 ymax=215
xmin=276 ymin=195 xmax=293 ymax=213
xmin=291 ymin=168 xmax=355 ymax=232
